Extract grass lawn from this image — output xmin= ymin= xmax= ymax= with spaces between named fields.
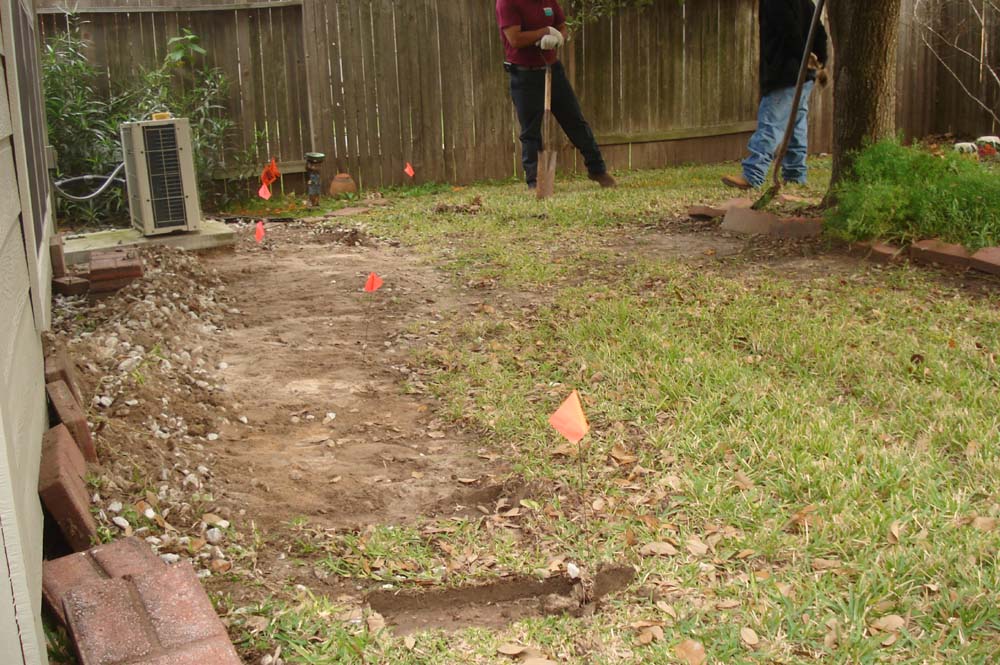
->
xmin=229 ymin=160 xmax=1000 ymax=664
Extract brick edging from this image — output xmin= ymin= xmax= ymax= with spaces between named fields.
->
xmin=851 ymin=239 xmax=1000 ymax=276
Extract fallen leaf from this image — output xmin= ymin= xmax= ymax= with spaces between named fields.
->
xmin=715 ymin=599 xmax=740 ymax=610
xmin=741 ymin=626 xmax=760 ymax=646
xmin=404 ymin=635 xmax=416 ymax=651
xmin=366 ymin=612 xmax=385 ymax=633
xmin=811 ymin=557 xmax=842 ymax=571
xmin=686 ymin=535 xmax=709 ymax=556
xmin=972 ymin=516 xmax=996 ymax=532
xmin=637 ymin=514 xmax=660 ymax=529
xmin=640 ymin=541 xmax=678 ymax=557
xmin=457 ymin=477 xmax=478 ymax=484
xmin=656 ymin=601 xmax=678 ymax=619
xmin=497 ymin=644 xmax=548 ymax=665
xmin=870 ymin=614 xmax=905 ymax=634
xmin=624 ymin=528 xmax=638 ymax=546
xmin=636 ymin=625 xmax=664 ymax=645
xmin=592 ymin=498 xmax=606 ymax=512
xmin=785 ymin=504 xmax=821 ymax=533
xmin=734 ymin=470 xmax=754 ymax=490
xmin=202 ymin=512 xmax=224 ymax=525
xmin=411 ymin=471 xmax=424 ymax=479
xmin=888 ymin=520 xmax=902 ymax=544
xmin=675 ymin=638 xmax=707 ymax=665
xmin=610 ymin=444 xmax=638 ymax=465
xmin=553 ymin=442 xmax=578 ymax=457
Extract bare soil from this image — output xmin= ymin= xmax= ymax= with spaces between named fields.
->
xmin=202 ymin=226 xmax=502 ymax=533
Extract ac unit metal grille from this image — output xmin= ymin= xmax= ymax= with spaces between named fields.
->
xmin=143 ymin=125 xmax=187 ymax=228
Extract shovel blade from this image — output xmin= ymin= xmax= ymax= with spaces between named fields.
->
xmin=536 ymin=150 xmax=557 ymax=200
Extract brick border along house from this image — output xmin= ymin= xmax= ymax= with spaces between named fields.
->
xmin=0 ymin=0 xmax=56 ymax=662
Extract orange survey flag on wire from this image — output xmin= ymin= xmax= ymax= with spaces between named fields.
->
xmin=254 ymin=221 xmax=265 ymax=243
xmin=364 ymin=272 xmax=384 ymax=293
xmin=404 ymin=162 xmax=415 ymax=178
xmin=549 ymin=390 xmax=590 ymax=444
xmin=259 ymin=158 xmax=281 ymax=199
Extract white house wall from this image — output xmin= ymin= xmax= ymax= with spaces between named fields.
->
xmin=0 ymin=0 xmax=50 ymax=660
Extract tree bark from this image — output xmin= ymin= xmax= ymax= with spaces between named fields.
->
xmin=827 ymin=1 xmax=905 ymax=189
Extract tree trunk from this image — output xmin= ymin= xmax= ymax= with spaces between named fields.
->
xmin=827 ymin=1 xmax=904 ymax=189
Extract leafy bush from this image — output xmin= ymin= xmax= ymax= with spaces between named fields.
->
xmin=826 ymin=139 xmax=1000 ymax=250
xmin=43 ymin=21 xmax=244 ymax=226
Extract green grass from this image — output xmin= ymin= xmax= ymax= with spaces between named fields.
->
xmin=827 ymin=139 xmax=1000 ymax=250
xmin=223 ymin=160 xmax=1000 ymax=663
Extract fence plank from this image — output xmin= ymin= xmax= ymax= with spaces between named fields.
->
xmin=36 ymin=0 xmax=1000 ymax=190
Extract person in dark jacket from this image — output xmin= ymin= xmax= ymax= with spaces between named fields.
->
xmin=723 ymin=0 xmax=828 ymax=189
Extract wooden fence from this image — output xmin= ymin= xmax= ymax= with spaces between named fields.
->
xmin=35 ymin=0 xmax=1000 ymax=190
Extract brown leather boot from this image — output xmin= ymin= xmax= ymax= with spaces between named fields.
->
xmin=722 ymin=174 xmax=752 ymax=190
xmin=588 ymin=172 xmax=617 ymax=188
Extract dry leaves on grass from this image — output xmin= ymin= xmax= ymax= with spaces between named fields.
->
xmin=640 ymin=541 xmax=678 ymax=557
xmin=887 ymin=520 xmax=903 ymax=544
xmin=675 ymin=639 xmax=707 ymax=665
xmin=633 ymin=620 xmax=665 ymax=645
xmin=733 ymin=470 xmax=755 ymax=490
xmin=869 ymin=614 xmax=907 ymax=646
xmin=785 ymin=504 xmax=822 ymax=533
xmin=740 ymin=626 xmax=760 ymax=647
xmin=497 ymin=644 xmax=557 ymax=665
xmin=686 ymin=535 xmax=709 ymax=556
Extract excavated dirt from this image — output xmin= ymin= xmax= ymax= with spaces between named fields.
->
xmin=202 ymin=224 xmax=502 ymax=532
xmin=367 ymin=565 xmax=636 ymax=634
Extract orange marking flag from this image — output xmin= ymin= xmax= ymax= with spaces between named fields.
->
xmin=254 ymin=221 xmax=265 ymax=244
xmin=404 ymin=162 xmax=415 ymax=178
xmin=259 ymin=158 xmax=281 ymax=200
xmin=364 ymin=272 xmax=384 ymax=293
xmin=549 ymin=390 xmax=590 ymax=444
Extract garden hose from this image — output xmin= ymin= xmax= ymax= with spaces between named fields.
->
xmin=53 ymin=162 xmax=126 ymax=202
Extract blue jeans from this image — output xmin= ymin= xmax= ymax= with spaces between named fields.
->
xmin=742 ymin=81 xmax=814 ymax=188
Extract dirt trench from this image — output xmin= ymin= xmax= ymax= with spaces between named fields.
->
xmin=201 ymin=226 xmax=502 ymax=534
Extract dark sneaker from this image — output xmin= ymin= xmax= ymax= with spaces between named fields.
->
xmin=588 ymin=172 xmax=617 ymax=188
xmin=722 ymin=174 xmax=752 ymax=190
xmin=527 ymin=182 xmax=537 ymax=190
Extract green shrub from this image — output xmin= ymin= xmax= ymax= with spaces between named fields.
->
xmin=43 ymin=21 xmax=245 ymax=226
xmin=826 ymin=139 xmax=1000 ymax=250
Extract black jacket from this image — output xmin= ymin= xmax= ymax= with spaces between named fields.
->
xmin=759 ymin=0 xmax=828 ymax=95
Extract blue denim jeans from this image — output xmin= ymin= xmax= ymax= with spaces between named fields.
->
xmin=742 ymin=81 xmax=815 ymax=188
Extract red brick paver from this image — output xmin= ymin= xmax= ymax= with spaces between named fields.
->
xmin=50 ymin=234 xmax=67 ymax=278
xmin=64 ymin=562 xmax=241 ymax=665
xmin=53 ymin=276 xmax=90 ymax=297
xmin=910 ymin=238 xmax=973 ymax=270
xmin=970 ymin=247 xmax=1000 ymax=275
xmin=47 ymin=380 xmax=97 ymax=462
xmin=45 ymin=346 xmax=85 ymax=408
xmin=43 ymin=537 xmax=164 ymax=625
xmin=39 ymin=425 xmax=96 ymax=552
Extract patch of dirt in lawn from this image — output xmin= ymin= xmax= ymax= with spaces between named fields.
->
xmin=203 ymin=224 xmax=500 ymax=533
xmin=367 ymin=565 xmax=636 ymax=634
xmin=621 ymin=216 xmax=867 ymax=279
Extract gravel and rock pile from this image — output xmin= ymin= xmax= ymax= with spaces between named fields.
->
xmin=48 ymin=247 xmax=251 ymax=579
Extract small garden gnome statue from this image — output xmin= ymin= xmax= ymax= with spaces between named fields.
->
xmin=305 ymin=152 xmax=325 ymax=207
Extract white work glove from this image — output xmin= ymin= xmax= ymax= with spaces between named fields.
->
xmin=537 ymin=26 xmax=564 ymax=50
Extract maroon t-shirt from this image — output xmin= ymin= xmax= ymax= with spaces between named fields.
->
xmin=496 ymin=0 xmax=566 ymax=67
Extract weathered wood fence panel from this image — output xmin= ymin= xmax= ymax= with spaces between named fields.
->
xmin=35 ymin=0 xmax=1000 ymax=189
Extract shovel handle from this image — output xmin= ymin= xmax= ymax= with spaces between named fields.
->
xmin=544 ymin=66 xmax=552 ymax=113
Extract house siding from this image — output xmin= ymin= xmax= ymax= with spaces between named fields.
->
xmin=0 ymin=0 xmax=52 ymax=661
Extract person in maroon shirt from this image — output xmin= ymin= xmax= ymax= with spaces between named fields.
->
xmin=496 ymin=0 xmax=615 ymax=190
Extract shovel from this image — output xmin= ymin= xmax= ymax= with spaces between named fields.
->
xmin=752 ymin=0 xmax=827 ymax=210
xmin=536 ymin=65 xmax=557 ymax=200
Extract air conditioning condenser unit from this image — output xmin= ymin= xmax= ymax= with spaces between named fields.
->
xmin=121 ymin=118 xmax=201 ymax=236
